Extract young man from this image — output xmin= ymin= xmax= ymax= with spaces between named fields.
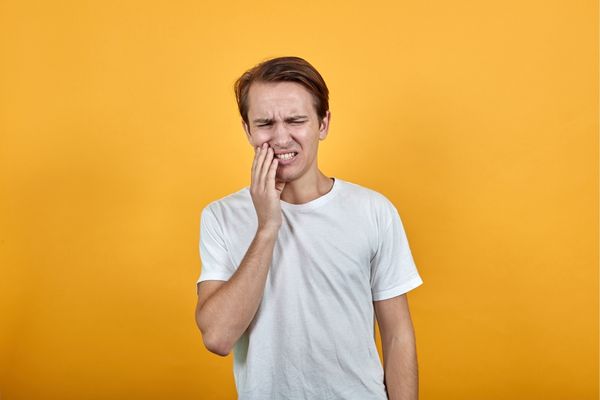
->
xmin=195 ymin=56 xmax=424 ymax=400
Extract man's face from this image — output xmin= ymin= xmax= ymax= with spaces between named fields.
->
xmin=242 ymin=81 xmax=330 ymax=183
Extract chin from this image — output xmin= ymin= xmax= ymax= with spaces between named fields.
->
xmin=276 ymin=162 xmax=309 ymax=183
xmin=276 ymin=171 xmax=299 ymax=183
xmin=276 ymin=174 xmax=293 ymax=183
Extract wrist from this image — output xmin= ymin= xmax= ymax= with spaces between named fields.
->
xmin=256 ymin=224 xmax=280 ymax=238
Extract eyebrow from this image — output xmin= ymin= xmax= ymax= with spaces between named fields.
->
xmin=252 ymin=115 xmax=309 ymax=124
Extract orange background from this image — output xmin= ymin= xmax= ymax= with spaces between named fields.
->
xmin=0 ymin=1 xmax=597 ymax=399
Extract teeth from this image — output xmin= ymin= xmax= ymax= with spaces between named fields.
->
xmin=276 ymin=152 xmax=296 ymax=160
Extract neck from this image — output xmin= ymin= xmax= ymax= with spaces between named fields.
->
xmin=279 ymin=168 xmax=334 ymax=205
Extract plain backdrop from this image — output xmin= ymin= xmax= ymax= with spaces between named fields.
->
xmin=0 ymin=0 xmax=598 ymax=399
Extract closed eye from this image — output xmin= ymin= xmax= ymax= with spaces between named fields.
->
xmin=257 ymin=121 xmax=305 ymax=127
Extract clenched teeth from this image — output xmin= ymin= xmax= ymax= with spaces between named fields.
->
xmin=275 ymin=152 xmax=297 ymax=160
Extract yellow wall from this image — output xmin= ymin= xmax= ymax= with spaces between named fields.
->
xmin=0 ymin=1 xmax=597 ymax=399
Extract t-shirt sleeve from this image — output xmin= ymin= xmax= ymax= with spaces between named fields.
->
xmin=197 ymin=205 xmax=236 ymax=285
xmin=370 ymin=204 xmax=423 ymax=301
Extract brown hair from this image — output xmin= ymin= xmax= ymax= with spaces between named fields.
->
xmin=234 ymin=56 xmax=329 ymax=126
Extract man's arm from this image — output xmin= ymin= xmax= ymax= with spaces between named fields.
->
xmin=374 ymin=294 xmax=419 ymax=400
xmin=195 ymin=226 xmax=278 ymax=356
xmin=195 ymin=143 xmax=284 ymax=357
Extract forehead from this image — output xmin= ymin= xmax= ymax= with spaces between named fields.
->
xmin=247 ymin=81 xmax=315 ymax=117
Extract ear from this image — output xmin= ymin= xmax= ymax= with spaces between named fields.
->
xmin=318 ymin=110 xmax=331 ymax=141
xmin=242 ymin=119 xmax=253 ymax=146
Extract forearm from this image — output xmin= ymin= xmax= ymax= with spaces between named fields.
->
xmin=382 ymin=334 xmax=419 ymax=400
xmin=197 ymin=227 xmax=278 ymax=354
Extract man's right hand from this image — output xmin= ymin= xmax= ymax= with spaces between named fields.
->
xmin=197 ymin=142 xmax=285 ymax=356
xmin=250 ymin=143 xmax=286 ymax=232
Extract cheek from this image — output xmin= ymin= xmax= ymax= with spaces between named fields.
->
xmin=295 ymin=130 xmax=315 ymax=147
xmin=251 ymin=132 xmax=271 ymax=146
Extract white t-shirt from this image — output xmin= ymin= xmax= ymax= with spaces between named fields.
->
xmin=197 ymin=177 xmax=423 ymax=400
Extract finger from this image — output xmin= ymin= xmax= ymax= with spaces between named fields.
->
xmin=274 ymin=179 xmax=286 ymax=193
xmin=257 ymin=144 xmax=270 ymax=190
xmin=252 ymin=143 xmax=267 ymax=188
xmin=250 ymin=145 xmax=259 ymax=186
xmin=259 ymin=146 xmax=274 ymax=192
xmin=266 ymin=157 xmax=279 ymax=192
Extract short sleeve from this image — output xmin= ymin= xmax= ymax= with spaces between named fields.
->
xmin=370 ymin=205 xmax=423 ymax=301
xmin=197 ymin=205 xmax=236 ymax=285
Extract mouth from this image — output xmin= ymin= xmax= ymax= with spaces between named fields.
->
xmin=275 ymin=151 xmax=298 ymax=165
xmin=275 ymin=152 xmax=298 ymax=160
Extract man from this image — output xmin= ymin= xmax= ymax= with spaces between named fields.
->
xmin=195 ymin=56 xmax=424 ymax=400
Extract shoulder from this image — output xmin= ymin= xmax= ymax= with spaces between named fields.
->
xmin=337 ymin=178 xmax=398 ymax=214
xmin=204 ymin=186 xmax=250 ymax=210
xmin=201 ymin=186 xmax=252 ymax=219
xmin=336 ymin=178 xmax=402 ymax=236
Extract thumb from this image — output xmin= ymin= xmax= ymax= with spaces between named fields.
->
xmin=274 ymin=180 xmax=286 ymax=193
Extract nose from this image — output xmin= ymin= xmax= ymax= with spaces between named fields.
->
xmin=271 ymin=121 xmax=293 ymax=149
